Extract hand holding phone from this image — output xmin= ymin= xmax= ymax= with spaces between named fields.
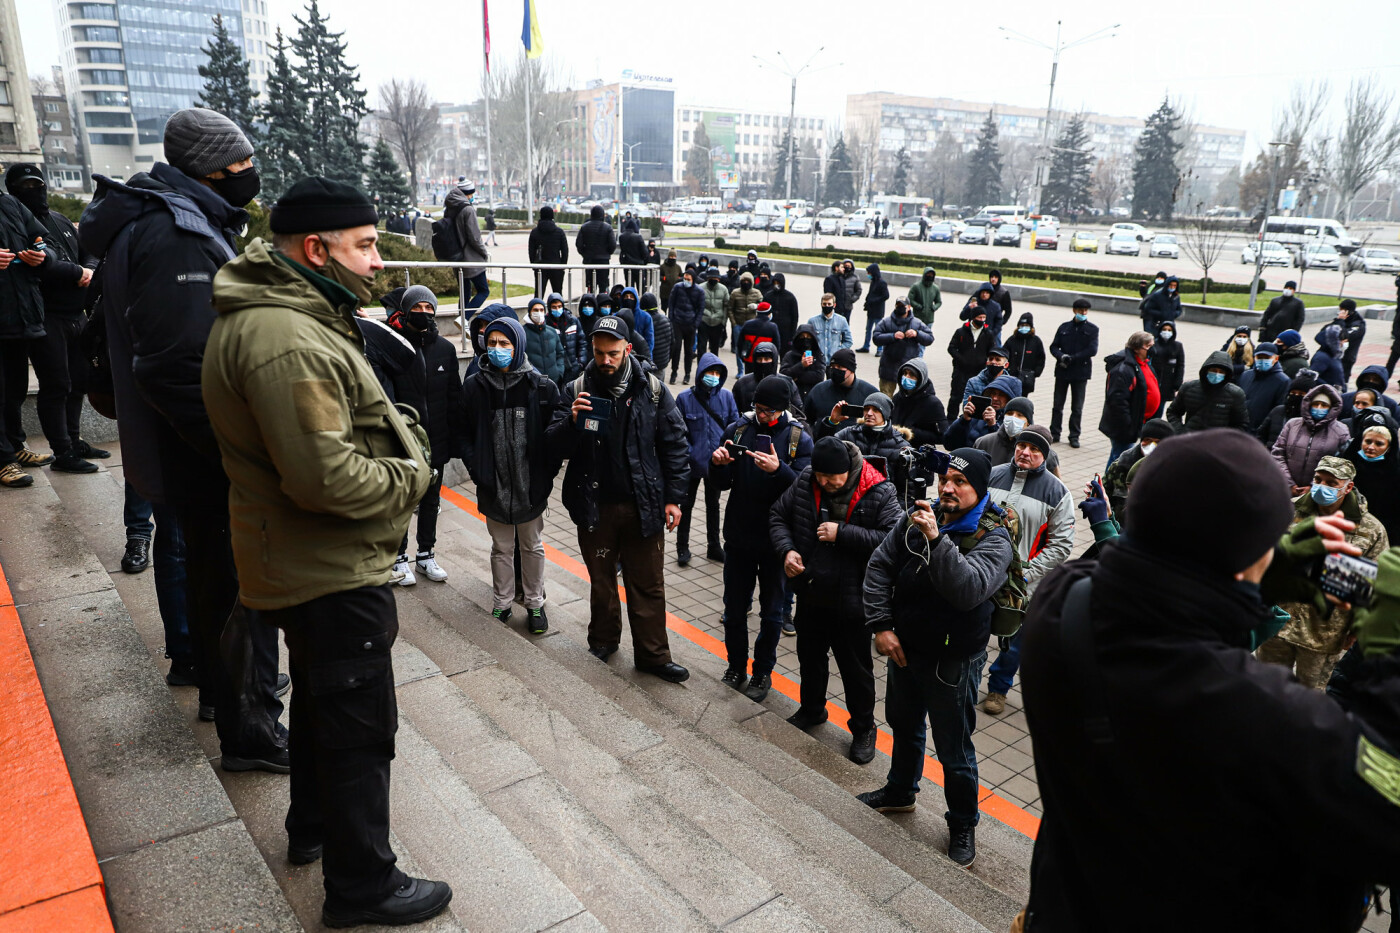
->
xmin=841 ymin=403 xmax=865 ymax=419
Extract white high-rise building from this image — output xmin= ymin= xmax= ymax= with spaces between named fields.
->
xmin=1 ymin=0 xmax=44 ymax=166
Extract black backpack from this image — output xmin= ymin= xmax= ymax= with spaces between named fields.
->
xmin=431 ymin=209 xmax=464 ymax=261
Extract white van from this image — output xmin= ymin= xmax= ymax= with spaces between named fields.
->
xmin=981 ymin=204 xmax=1029 ymax=226
xmin=753 ymin=198 xmax=810 ymax=219
xmin=1263 ymin=216 xmax=1358 ymax=254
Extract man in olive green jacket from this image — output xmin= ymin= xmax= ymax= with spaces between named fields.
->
xmin=202 ymin=177 xmax=451 ymax=928
xmin=908 ymin=266 xmax=943 ymax=326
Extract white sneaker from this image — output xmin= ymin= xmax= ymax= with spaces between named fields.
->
xmin=416 ymin=554 xmax=448 ymax=582
xmin=393 ymin=557 xmax=417 ymax=586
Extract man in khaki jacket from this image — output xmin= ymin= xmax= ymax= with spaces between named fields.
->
xmin=202 ymin=177 xmax=451 ymax=928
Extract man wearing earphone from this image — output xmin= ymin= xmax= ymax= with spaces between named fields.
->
xmin=854 ymin=446 xmax=1014 ymax=870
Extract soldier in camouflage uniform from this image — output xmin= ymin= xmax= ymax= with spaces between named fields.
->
xmin=1257 ymin=456 xmax=1390 ymax=689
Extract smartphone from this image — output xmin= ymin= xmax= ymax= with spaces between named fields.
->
xmin=753 ymin=435 xmax=773 ymax=455
xmin=1315 ymin=552 xmax=1379 ymax=608
xmin=967 ymin=395 xmax=993 ymax=414
xmin=804 ymin=350 xmax=812 ymax=360
xmin=576 ymin=396 xmax=613 ymax=433
xmin=841 ymin=403 xmax=865 ymax=419
xmin=725 ymin=439 xmax=751 ymax=456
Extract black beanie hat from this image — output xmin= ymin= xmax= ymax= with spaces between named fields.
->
xmin=540 ymin=205 xmax=555 ymax=220
xmin=1139 ymin=418 xmax=1174 ymax=442
xmin=812 ymin=436 xmax=850 ymax=474
xmin=754 ymin=375 xmax=791 ymax=411
xmin=271 ymin=177 xmax=378 ymax=233
xmin=946 ymin=447 xmax=992 ymax=500
xmin=1290 ymin=371 xmax=1319 ymax=394
xmin=1125 ymin=428 xmax=1293 ymax=574
xmin=830 ymin=348 xmax=858 ymax=370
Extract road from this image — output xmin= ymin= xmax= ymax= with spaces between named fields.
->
xmin=663 ymin=221 xmax=1400 ymax=303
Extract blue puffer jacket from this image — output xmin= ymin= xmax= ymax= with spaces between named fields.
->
xmin=668 ymin=279 xmax=704 ymax=333
xmin=944 ymin=374 xmax=1025 ymax=446
xmin=872 ymin=308 xmax=934 ymax=382
xmin=961 ymin=366 xmax=1024 ymax=407
xmin=545 ymin=294 xmax=583 ymax=383
xmin=620 ymin=286 xmax=654 ymax=353
xmin=675 ymin=352 xmax=740 ymax=479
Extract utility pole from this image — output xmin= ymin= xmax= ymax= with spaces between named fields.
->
xmin=481 ymin=0 xmax=494 ymax=206
xmin=1249 ymin=140 xmax=1294 ymax=311
xmin=753 ymin=49 xmax=838 ymax=203
xmin=524 ymin=58 xmax=534 ymax=216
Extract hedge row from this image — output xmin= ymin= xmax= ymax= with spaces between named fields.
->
xmin=493 ymin=208 xmax=663 ymax=237
xmin=718 ymin=240 xmax=1269 ymax=296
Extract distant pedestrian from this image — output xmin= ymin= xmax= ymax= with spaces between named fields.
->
xmin=1048 ymin=299 xmax=1099 ymax=448
xmin=528 ymin=205 xmax=568 ymax=296
xmin=446 ymin=181 xmax=491 ymax=310
xmin=484 ymin=207 xmax=497 ymax=246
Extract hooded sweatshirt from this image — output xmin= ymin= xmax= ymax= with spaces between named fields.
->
xmin=1140 ymin=275 xmax=1182 ymax=328
xmin=945 ymin=374 xmax=1026 ymax=447
xmin=676 ymin=351 xmax=740 ymax=478
xmin=863 ymin=263 xmax=890 ymax=317
xmin=1311 ymin=324 xmax=1346 ymax=388
xmin=1165 ymin=350 xmax=1250 ymax=434
xmin=960 ymin=284 xmax=1004 ymax=336
xmin=781 ymin=323 xmax=827 ymax=406
xmin=907 ymin=267 xmax=942 ymax=325
xmin=445 ymin=186 xmax=489 ymax=275
xmin=890 ymin=357 xmax=947 ymax=448
xmin=1342 ymin=365 xmax=1400 ymax=420
xmin=767 ymin=272 xmax=801 ymax=351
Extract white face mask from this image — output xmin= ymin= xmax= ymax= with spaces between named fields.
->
xmin=529 ymin=310 xmax=545 ymax=325
xmin=1003 ymin=415 xmax=1026 ymax=436
xmin=1283 ymin=289 xmax=1294 ymax=297
xmin=1140 ymin=441 xmax=1158 ymax=456
xmin=1235 ymin=336 xmax=1247 ymax=346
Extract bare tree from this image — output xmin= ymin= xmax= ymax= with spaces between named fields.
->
xmin=1092 ymin=155 xmax=1127 ymax=214
xmin=1274 ymin=81 xmax=1329 ymax=208
xmin=847 ymin=117 xmax=881 ymax=204
xmin=481 ymin=52 xmax=574 ymax=201
xmin=1333 ymin=77 xmax=1400 ymax=222
xmin=1001 ymin=141 xmax=1036 ymax=204
xmin=1178 ymin=217 xmax=1232 ymax=303
xmin=377 ymin=78 xmax=439 ymax=197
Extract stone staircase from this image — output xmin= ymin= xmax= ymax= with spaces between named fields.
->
xmin=4 ymin=451 xmax=1033 ymax=932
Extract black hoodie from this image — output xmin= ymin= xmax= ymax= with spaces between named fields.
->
xmin=767 ymin=272 xmax=800 ymax=351
xmin=780 ymin=323 xmax=826 ymax=407
xmin=1001 ymin=312 xmax=1045 ymax=383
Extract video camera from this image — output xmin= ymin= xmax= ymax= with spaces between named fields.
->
xmin=897 ymin=445 xmax=951 ymax=489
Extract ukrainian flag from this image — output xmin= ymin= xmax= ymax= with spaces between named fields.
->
xmin=521 ymin=0 xmax=543 ymax=58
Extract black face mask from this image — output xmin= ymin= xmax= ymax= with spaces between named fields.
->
xmin=827 ymin=366 xmax=846 ymax=383
xmin=209 ymin=164 xmax=261 ymax=207
xmin=15 ymin=186 xmax=48 ymax=216
xmin=1285 ymin=394 xmax=1304 ymax=418
xmin=754 ymin=360 xmax=777 ymax=378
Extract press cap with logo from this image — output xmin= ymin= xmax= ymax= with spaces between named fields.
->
xmin=590 ymin=314 xmax=630 ymax=343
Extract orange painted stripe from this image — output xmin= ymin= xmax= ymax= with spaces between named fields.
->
xmin=0 ymin=568 xmax=112 ymax=927
xmin=440 ymin=485 xmax=1042 ymax=838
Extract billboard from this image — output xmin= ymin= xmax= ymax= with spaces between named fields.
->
xmin=699 ymin=111 xmax=736 ymax=187
xmin=588 ymin=87 xmax=618 ymax=186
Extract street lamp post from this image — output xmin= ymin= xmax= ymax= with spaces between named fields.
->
xmin=998 ymin=20 xmax=1118 ymax=214
xmin=754 ymin=49 xmax=840 ymax=203
xmin=1249 ymin=140 xmax=1295 ymax=311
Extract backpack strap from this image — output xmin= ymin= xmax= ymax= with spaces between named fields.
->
xmin=788 ymin=423 xmax=802 ymax=460
xmin=1061 ymin=577 xmax=1114 ymax=745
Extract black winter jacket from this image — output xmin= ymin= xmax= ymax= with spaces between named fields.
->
xmin=28 ymin=202 xmax=96 ymax=317
xmin=1148 ymin=336 xmax=1186 ymax=401
xmin=863 ymin=265 xmax=890 ymax=317
xmin=809 ymin=376 xmax=880 ymax=439
xmin=547 ymin=358 xmax=690 ymax=537
xmin=575 ymin=217 xmax=617 ymax=263
xmin=1259 ymin=293 xmax=1304 ymax=342
xmin=650 ymin=307 xmax=674 ymax=374
xmin=890 ymin=359 xmax=947 ymax=448
xmin=1166 ymin=350 xmax=1250 ymax=433
xmin=358 ymin=316 xmax=428 ymax=422
xmin=1097 ymin=351 xmax=1151 ymax=444
xmin=770 ymin=448 xmax=902 ymax=619
xmin=835 ymin=421 xmax=917 ymax=503
xmin=668 ymin=281 xmax=704 ymax=333
xmin=947 ymin=321 xmax=996 ymax=375
xmin=710 ymin=412 xmax=812 ymax=544
xmin=1002 ymin=327 xmax=1045 ymax=390
xmin=528 ymin=218 xmax=569 ymax=265
xmin=461 ymin=366 xmax=562 ymax=523
xmin=781 ymin=324 xmax=826 ymax=408
xmin=421 ymin=333 xmax=466 ymax=467
xmin=0 ymin=192 xmax=50 ymax=339
xmin=1021 ymin=541 xmax=1400 ymax=931
xmin=619 ymin=230 xmax=649 ymax=266
xmin=1049 ymin=317 xmax=1100 ymax=383
xmin=768 ymin=275 xmax=800 ymax=351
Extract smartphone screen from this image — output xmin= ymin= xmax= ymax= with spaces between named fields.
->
xmin=968 ymin=395 xmax=993 ymax=414
xmin=753 ymin=435 xmax=774 ymax=455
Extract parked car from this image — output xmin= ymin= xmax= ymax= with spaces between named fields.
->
xmin=972 ymin=212 xmax=1002 ymax=228
xmin=728 ymin=213 xmax=752 ymax=230
xmin=791 ymin=216 xmax=815 ymax=234
xmin=899 ymin=220 xmax=923 ymax=240
xmin=818 ymin=206 xmax=845 ymax=218
xmin=843 ymin=215 xmax=869 ymax=237
xmin=1149 ymin=234 xmax=1180 ymax=260
xmin=1241 ymin=240 xmax=1291 ymax=267
xmin=1110 ymin=222 xmax=1154 ymax=242
xmin=1069 ymin=230 xmax=1099 ymax=253
xmin=993 ymin=223 xmax=1024 ymax=247
xmin=1297 ymin=243 xmax=1342 ymax=270
xmin=1106 ymin=232 xmax=1141 ymax=256
xmin=816 ymin=216 xmax=841 ymax=235
xmin=949 ymin=220 xmax=968 ymax=239
xmin=959 ymin=224 xmax=989 ymax=245
xmin=747 ymin=213 xmax=772 ymax=230
xmin=1033 ymin=225 xmax=1060 ymax=250
xmin=1347 ymin=247 xmax=1400 ymax=274
xmin=928 ymin=222 xmax=955 ymax=243
xmin=1037 ymin=214 xmax=1060 ymax=226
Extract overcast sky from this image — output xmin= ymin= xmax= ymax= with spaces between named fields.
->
xmin=17 ymin=0 xmax=1400 ymax=159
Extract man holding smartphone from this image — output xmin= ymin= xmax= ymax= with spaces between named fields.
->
xmin=858 ymin=447 xmax=1014 ymax=868
xmin=548 ymin=315 xmax=692 ymax=683
xmin=1256 ymin=456 xmax=1389 ymax=689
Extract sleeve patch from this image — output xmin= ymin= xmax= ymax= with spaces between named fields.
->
xmin=292 ymin=379 xmax=343 ymax=434
xmin=175 ymin=272 xmax=212 ymax=284
xmin=1357 ymin=734 xmax=1400 ymax=807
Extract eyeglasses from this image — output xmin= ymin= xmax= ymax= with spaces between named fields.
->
xmin=753 ymin=406 xmax=777 ymax=420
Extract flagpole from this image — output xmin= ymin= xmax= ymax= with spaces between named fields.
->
xmin=482 ymin=0 xmax=495 ymax=207
xmin=524 ymin=58 xmax=535 ymax=218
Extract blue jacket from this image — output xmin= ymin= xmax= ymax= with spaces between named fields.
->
xmin=524 ymin=318 xmax=565 ymax=383
xmin=668 ymin=280 xmax=704 ymax=333
xmin=710 ymin=410 xmax=813 ymax=543
xmin=872 ymin=310 xmax=934 ymax=382
xmin=675 ymin=352 xmax=739 ymax=478
xmin=1237 ymin=361 xmax=1290 ymax=432
xmin=962 ymin=366 xmax=1024 ymax=407
xmin=945 ymin=374 xmax=1024 ymax=447
xmin=808 ymin=310 xmax=853 ymax=360
xmin=621 ymin=286 xmax=653 ymax=352
xmin=1311 ymin=324 xmax=1346 ymax=388
xmin=1049 ymin=317 xmax=1100 ymax=383
xmin=546 ymin=298 xmax=584 ymax=383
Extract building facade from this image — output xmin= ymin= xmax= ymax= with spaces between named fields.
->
xmin=845 ymin=91 xmax=1246 ymax=203
xmin=674 ymin=104 xmax=825 ymax=194
xmin=1 ymin=0 xmax=44 ymax=167
xmin=56 ymin=0 xmax=271 ymax=182
xmin=32 ymin=67 xmax=84 ymax=189
xmin=567 ymin=76 xmax=677 ymax=200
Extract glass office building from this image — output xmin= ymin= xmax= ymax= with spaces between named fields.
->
xmin=57 ymin=0 xmax=271 ymax=183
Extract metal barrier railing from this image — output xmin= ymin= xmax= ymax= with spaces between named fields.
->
xmin=381 ymin=260 xmax=661 ymax=352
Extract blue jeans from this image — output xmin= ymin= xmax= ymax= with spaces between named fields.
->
xmin=985 ymin=632 xmax=1021 ymax=696
xmin=885 ymin=650 xmax=986 ymax=830
xmin=722 ymin=543 xmax=784 ymax=675
xmin=1105 ymin=437 xmax=1134 ymax=472
xmin=464 ymin=271 xmax=491 ymax=310
xmin=124 ymin=482 xmax=192 ymax=666
xmin=730 ymin=325 xmax=745 ymax=376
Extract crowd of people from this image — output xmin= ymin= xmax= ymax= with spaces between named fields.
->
xmin=6 ymin=102 xmax=1400 ymax=928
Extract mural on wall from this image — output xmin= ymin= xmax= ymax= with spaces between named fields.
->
xmin=592 ymin=89 xmax=616 ymax=176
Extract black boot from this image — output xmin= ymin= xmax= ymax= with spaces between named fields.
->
xmin=322 ymin=877 xmax=454 ymax=928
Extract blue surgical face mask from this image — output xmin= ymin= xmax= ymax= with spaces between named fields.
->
xmin=1310 ymin=406 xmax=1329 ymax=421
xmin=900 ymin=376 xmax=917 ymax=391
xmin=1310 ymin=483 xmax=1342 ymax=506
xmin=486 ymin=346 xmax=514 ymax=369
xmin=701 ymin=373 xmax=720 ymax=388
xmin=549 ymin=305 xmax=563 ymax=318
xmin=1254 ymin=358 xmax=1273 ymax=371
xmin=1360 ymin=450 xmax=1386 ymax=462
xmin=1205 ymin=371 xmax=1225 ymax=385
xmin=1003 ymin=415 xmax=1026 ymax=436
xmin=581 ymin=304 xmax=595 ymax=316
xmin=1073 ymin=313 xmax=1087 ymax=323
xmin=1017 ymin=326 xmax=1030 ymax=335
xmin=1159 ymin=329 xmax=1174 ymax=341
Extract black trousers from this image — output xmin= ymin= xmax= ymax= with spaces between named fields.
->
xmin=176 ymin=492 xmax=283 ymax=755
xmin=794 ymin=602 xmax=876 ymax=731
xmin=585 ymin=268 xmax=610 ymax=292
xmin=535 ymin=269 xmax=564 ymax=297
xmin=698 ymin=323 xmax=726 ymax=357
xmin=0 ymin=335 xmax=69 ymax=460
xmin=1050 ymin=376 xmax=1087 ymax=442
xmin=400 ymin=474 xmax=444 ymax=557
xmin=671 ymin=328 xmax=697 ymax=379
xmin=677 ymin=474 xmax=721 ymax=553
xmin=266 ymin=584 xmax=407 ymax=907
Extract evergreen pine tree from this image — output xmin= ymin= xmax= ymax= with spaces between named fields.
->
xmin=291 ymin=0 xmax=369 ymax=187
xmin=891 ymin=146 xmax=912 ymax=196
xmin=1131 ymin=97 xmax=1184 ymax=221
xmin=771 ymin=129 xmax=794 ymax=195
xmin=366 ymin=138 xmax=412 ymax=212
xmin=1041 ymin=115 xmax=1093 ymax=215
xmin=966 ymin=110 xmax=1004 ymax=207
xmin=197 ymin=14 xmax=259 ymax=141
xmin=825 ymin=133 xmax=855 ymax=206
xmin=258 ymin=28 xmax=307 ymax=203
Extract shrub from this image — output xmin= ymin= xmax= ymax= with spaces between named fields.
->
xmin=371 ymin=234 xmax=459 ymax=303
xmin=48 ymin=193 xmax=87 ymax=223
xmin=714 ymin=236 xmax=726 ymax=249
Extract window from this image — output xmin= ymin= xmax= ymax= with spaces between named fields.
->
xmin=89 ymin=132 xmax=131 ymax=145
xmin=81 ymin=70 xmax=125 ymax=86
xmin=0 ymin=124 xmax=17 ymax=146
xmin=743 ymin=114 xmax=751 ymax=125
xmin=45 ymin=102 xmax=61 ymax=113
xmin=0 ymin=83 xmax=9 ymax=106
xmin=681 ymin=129 xmax=689 ymax=143
xmin=84 ymin=90 xmax=129 ymax=106
xmin=75 ymin=4 xmax=118 ymax=18
xmin=85 ymin=111 xmax=132 ymax=127
xmin=681 ymin=109 xmax=690 ymax=122
xmin=49 ymin=139 xmax=66 ymax=151
xmin=763 ymin=115 xmax=770 ymax=127
xmin=81 ymin=25 xmax=120 ymax=42
xmin=84 ymin=47 xmax=122 ymax=63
